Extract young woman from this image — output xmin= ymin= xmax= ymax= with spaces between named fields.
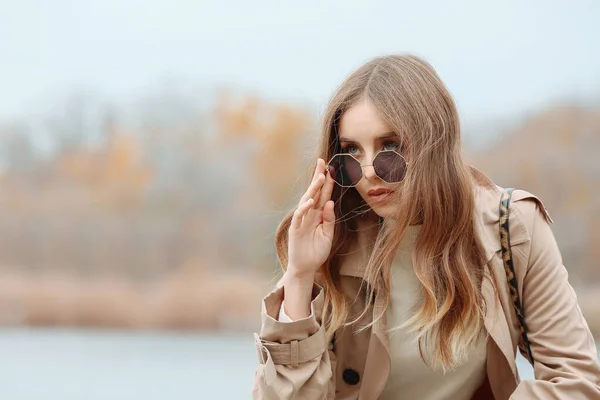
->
xmin=252 ymin=54 xmax=600 ymax=399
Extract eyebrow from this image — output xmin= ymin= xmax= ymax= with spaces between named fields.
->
xmin=339 ymin=132 xmax=397 ymax=143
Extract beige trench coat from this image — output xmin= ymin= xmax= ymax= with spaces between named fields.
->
xmin=252 ymin=168 xmax=600 ymax=399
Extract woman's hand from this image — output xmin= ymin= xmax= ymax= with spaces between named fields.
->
xmin=287 ymin=158 xmax=336 ymax=279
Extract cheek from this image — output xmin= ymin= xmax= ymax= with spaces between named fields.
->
xmin=354 ymin=182 xmax=369 ymax=200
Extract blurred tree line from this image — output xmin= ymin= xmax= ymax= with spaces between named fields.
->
xmin=0 ymin=90 xmax=315 ymax=283
xmin=0 ymin=91 xmax=598 ymax=288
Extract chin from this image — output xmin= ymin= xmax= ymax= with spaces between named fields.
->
xmin=371 ymin=205 xmax=395 ymax=220
xmin=363 ymin=195 xmax=401 ymax=221
xmin=359 ymin=199 xmax=387 ymax=217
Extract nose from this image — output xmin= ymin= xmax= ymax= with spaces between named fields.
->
xmin=360 ymin=152 xmax=379 ymax=181
xmin=362 ymin=164 xmax=377 ymax=181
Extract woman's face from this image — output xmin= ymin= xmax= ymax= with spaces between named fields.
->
xmin=337 ymin=97 xmax=403 ymax=219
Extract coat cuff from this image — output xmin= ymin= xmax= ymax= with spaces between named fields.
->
xmin=278 ymin=301 xmax=293 ymax=322
xmin=255 ymin=283 xmax=326 ymax=366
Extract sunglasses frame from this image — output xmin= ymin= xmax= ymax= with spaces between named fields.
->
xmin=326 ymin=149 xmax=408 ymax=188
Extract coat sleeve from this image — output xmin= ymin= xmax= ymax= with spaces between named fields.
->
xmin=510 ymin=199 xmax=600 ymax=399
xmin=252 ymin=282 xmax=336 ymax=400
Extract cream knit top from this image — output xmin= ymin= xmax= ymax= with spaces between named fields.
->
xmin=379 ymin=224 xmax=487 ymax=399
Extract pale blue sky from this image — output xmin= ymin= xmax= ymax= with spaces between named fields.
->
xmin=1 ymin=0 xmax=599 ymax=126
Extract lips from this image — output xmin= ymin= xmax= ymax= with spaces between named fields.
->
xmin=368 ymin=188 xmax=393 ymax=197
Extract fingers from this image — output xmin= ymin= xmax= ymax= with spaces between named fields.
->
xmin=321 ymin=200 xmax=336 ymax=239
xmin=300 ymin=158 xmax=328 ymax=206
xmin=299 ymin=172 xmax=326 ymax=206
xmin=310 ymin=159 xmax=324 ymax=185
xmin=293 ymin=158 xmax=331 ymax=232
xmin=316 ymin=165 xmax=335 ymax=210
xmin=291 ymin=198 xmax=314 ymax=230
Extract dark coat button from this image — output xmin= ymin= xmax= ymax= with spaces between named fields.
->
xmin=342 ymin=368 xmax=360 ymax=385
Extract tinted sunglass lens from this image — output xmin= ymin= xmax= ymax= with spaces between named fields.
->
xmin=328 ymin=154 xmax=362 ymax=187
xmin=374 ymin=151 xmax=407 ymax=183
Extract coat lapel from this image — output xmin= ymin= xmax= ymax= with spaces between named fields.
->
xmin=472 ymin=168 xmax=519 ymax=379
xmin=473 ymin=167 xmax=553 ymax=399
xmin=337 ymin=224 xmax=391 ymax=399
xmin=358 ymin=293 xmax=391 ymax=400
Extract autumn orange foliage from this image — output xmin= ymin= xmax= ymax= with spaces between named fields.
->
xmin=0 ymin=96 xmax=598 ymax=333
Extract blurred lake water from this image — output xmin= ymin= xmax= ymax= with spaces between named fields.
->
xmin=0 ymin=329 xmax=597 ymax=399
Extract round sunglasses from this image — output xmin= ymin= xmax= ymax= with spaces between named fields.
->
xmin=326 ymin=150 xmax=408 ymax=187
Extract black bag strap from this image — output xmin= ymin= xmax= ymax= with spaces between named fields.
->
xmin=499 ymin=188 xmax=534 ymax=365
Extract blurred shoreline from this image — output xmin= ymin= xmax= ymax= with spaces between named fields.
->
xmin=0 ymin=271 xmax=598 ymax=338
xmin=0 ymin=270 xmax=268 ymax=333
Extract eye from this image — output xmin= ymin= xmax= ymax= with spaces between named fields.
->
xmin=342 ymin=144 xmax=359 ymax=155
xmin=383 ymin=141 xmax=400 ymax=151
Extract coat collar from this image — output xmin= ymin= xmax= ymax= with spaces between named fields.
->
xmin=471 ymin=166 xmax=537 ymax=261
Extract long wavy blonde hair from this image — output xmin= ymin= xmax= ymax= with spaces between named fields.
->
xmin=274 ymin=54 xmax=489 ymax=370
